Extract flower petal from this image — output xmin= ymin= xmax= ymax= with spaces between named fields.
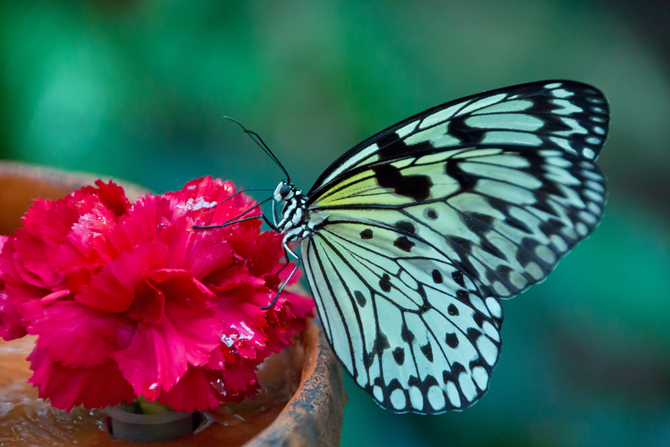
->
xmin=156 ymin=366 xmax=221 ymax=412
xmin=164 ymin=302 xmax=223 ymax=366
xmin=113 ymin=302 xmax=222 ymax=398
xmin=113 ymin=319 xmax=187 ymax=399
xmin=204 ymin=262 xmax=250 ymax=292
xmin=214 ymin=284 xmax=272 ymax=360
xmin=76 ymin=240 xmax=169 ymax=312
xmin=85 ymin=180 xmax=130 ymax=218
xmin=126 ymin=278 xmax=165 ymax=325
xmin=29 ymin=347 xmax=134 ymax=411
xmin=23 ymin=300 xmax=116 ymax=367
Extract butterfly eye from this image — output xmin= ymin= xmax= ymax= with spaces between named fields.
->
xmin=279 ymin=183 xmax=292 ymax=198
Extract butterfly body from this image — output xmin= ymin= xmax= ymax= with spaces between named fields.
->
xmin=271 ymin=81 xmax=609 ymax=414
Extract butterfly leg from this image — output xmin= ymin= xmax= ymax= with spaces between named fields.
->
xmin=260 ymin=258 xmax=302 ymax=310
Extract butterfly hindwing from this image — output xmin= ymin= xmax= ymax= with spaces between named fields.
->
xmin=301 ymin=218 xmax=502 ymax=413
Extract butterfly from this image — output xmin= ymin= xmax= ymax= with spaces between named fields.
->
xmin=261 ymin=80 xmax=608 ymax=414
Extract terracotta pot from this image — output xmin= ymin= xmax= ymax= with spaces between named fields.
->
xmin=0 ymin=161 xmax=346 ymax=446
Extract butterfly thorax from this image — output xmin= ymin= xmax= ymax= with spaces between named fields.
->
xmin=273 ymin=181 xmax=313 ymax=249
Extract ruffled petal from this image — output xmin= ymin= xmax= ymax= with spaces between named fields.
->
xmin=113 ymin=302 xmax=223 ymax=399
xmin=84 ymin=179 xmax=130 ymax=217
xmin=126 ymin=278 xmax=165 ymax=325
xmin=213 ymin=284 xmax=272 ymax=360
xmin=156 ymin=366 xmax=221 ymax=412
xmin=164 ymin=302 xmax=223 ymax=366
xmin=28 ymin=347 xmax=134 ymax=411
xmin=23 ymin=299 xmax=116 ymax=367
xmin=76 ymin=240 xmax=169 ymax=312
xmin=112 ymin=319 xmax=187 ymax=399
xmin=203 ymin=262 xmax=250 ymax=292
xmin=166 ymin=217 xmax=234 ymax=278
xmin=226 ymin=226 xmax=284 ymax=276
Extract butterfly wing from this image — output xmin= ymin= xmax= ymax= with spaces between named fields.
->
xmin=300 ymin=81 xmax=609 ymax=413
xmin=302 ymin=218 xmax=503 ymax=413
xmin=310 ymin=80 xmax=608 ymax=197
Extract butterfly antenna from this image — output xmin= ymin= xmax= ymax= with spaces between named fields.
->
xmin=223 ymin=116 xmax=291 ymax=183
xmin=192 ymin=196 xmax=274 ymax=229
xmin=210 ymin=188 xmax=275 ymax=208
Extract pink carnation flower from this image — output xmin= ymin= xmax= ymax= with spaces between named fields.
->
xmin=0 ymin=177 xmax=313 ymax=411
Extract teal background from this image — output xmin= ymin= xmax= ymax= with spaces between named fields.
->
xmin=1 ymin=2 xmax=669 ymax=446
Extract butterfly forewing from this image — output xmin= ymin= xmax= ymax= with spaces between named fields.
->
xmin=309 ymin=81 xmax=608 ymax=197
xmin=296 ymin=80 xmax=609 ymax=413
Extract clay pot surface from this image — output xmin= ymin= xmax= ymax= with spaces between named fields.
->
xmin=0 ymin=161 xmax=346 ymax=446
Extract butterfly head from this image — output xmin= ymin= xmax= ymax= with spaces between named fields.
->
xmin=273 ymin=180 xmax=296 ymax=202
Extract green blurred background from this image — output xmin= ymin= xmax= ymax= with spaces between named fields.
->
xmin=1 ymin=1 xmax=669 ymax=446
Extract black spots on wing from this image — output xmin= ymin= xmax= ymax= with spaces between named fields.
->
xmin=354 ymin=290 xmax=367 ymax=307
xmin=392 ymin=347 xmax=405 ymax=365
xmin=539 ymin=219 xmax=564 ymax=238
xmin=486 ymin=196 xmax=511 ymax=216
xmin=496 ymin=264 xmax=513 ymax=278
xmin=466 ymin=327 xmax=481 ymax=343
xmin=395 ymin=221 xmax=416 ymax=234
xmin=364 ymin=352 xmax=374 ymax=369
xmin=372 ymin=164 xmax=433 ymax=202
xmin=394 ymin=236 xmax=415 ymax=252
xmin=481 ymin=239 xmax=508 ymax=261
xmin=462 ymin=212 xmax=494 ymax=237
xmin=416 ymin=283 xmax=427 ymax=300
xmin=420 ymin=342 xmax=434 ymax=362
xmin=505 ymin=215 xmax=533 ymax=234
xmin=360 ymin=228 xmax=373 ymax=239
xmin=452 ymin=271 xmax=465 ymax=287
xmin=445 ymin=159 xmax=477 ymax=191
xmin=452 ymin=361 xmax=466 ymax=374
xmin=473 ymin=312 xmax=485 ymax=328
xmin=425 ymin=208 xmax=438 ymax=220
xmin=456 ymin=290 xmax=469 ymax=303
xmin=379 ymin=274 xmax=392 ymax=293
xmin=408 ymin=374 xmax=439 ymax=392
xmin=376 ymin=132 xmax=405 ymax=160
xmin=431 ymin=269 xmax=443 ymax=284
xmin=447 ymin=116 xmax=485 ymax=145
xmin=365 ymin=333 xmax=390 ymax=370
xmin=446 ymin=236 xmax=479 ymax=282
xmin=531 ymin=197 xmax=558 ymax=217
xmin=408 ymin=375 xmax=421 ymax=388
xmin=536 ymin=177 xmax=563 ymax=198
xmin=443 ymin=361 xmax=466 ymax=383
xmin=516 ymin=237 xmax=542 ymax=267
xmin=374 ymin=332 xmax=390 ymax=355
xmin=448 ymin=236 xmax=473 ymax=253
xmin=418 ymin=301 xmax=430 ymax=315
xmin=401 ymin=322 xmax=415 ymax=344
xmin=445 ymin=332 xmax=459 ymax=349
xmin=488 ymin=265 xmax=515 ymax=294
xmin=485 ymin=267 xmax=507 ymax=284
xmin=448 ymin=304 xmax=459 ymax=316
